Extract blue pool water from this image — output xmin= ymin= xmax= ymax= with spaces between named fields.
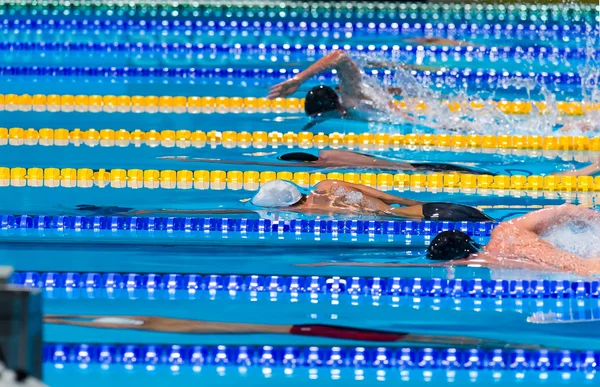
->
xmin=2 ymin=1 xmax=600 ymax=386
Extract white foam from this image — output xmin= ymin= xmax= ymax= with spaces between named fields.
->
xmin=542 ymin=220 xmax=600 ymax=259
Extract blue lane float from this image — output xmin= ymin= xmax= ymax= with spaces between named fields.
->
xmin=44 ymin=343 xmax=600 ymax=371
xmin=2 ymin=5 xmax=595 ymax=24
xmin=0 ymin=19 xmax=594 ymax=39
xmin=0 ymin=215 xmax=495 ymax=247
xmin=0 ymin=65 xmax=583 ymax=88
xmin=0 ymin=41 xmax=594 ymax=60
xmin=11 ymin=271 xmax=596 ymax=299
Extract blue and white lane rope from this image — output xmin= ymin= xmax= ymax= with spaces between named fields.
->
xmin=44 ymin=343 xmax=600 ymax=371
xmin=0 ymin=214 xmax=493 ymax=247
xmin=0 ymin=42 xmax=594 ymax=61
xmin=12 ymin=272 xmax=598 ymax=299
xmin=3 ymin=4 xmax=597 ymax=25
xmin=0 ymin=42 xmax=600 ymax=65
xmin=0 ymin=65 xmax=583 ymax=88
xmin=0 ymin=215 xmax=495 ymax=235
xmin=0 ymin=19 xmax=594 ymax=39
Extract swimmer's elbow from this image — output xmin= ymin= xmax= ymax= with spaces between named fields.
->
xmin=332 ymin=50 xmax=353 ymax=66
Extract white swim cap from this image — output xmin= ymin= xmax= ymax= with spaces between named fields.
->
xmin=251 ymin=180 xmax=302 ymax=208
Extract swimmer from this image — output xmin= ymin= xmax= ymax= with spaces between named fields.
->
xmin=159 ymin=149 xmax=494 ymax=175
xmin=299 ymin=204 xmax=600 ymax=276
xmin=552 ymin=155 xmax=600 ymax=177
xmin=43 ymin=314 xmax=540 ymax=349
xmin=77 ymin=179 xmax=493 ymax=222
xmin=267 ymin=50 xmax=415 ymax=129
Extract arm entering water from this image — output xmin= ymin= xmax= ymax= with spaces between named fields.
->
xmin=509 ymin=203 xmax=600 ymax=235
xmin=552 ymin=157 xmax=600 ymax=177
xmin=268 ymin=50 xmax=363 ymax=100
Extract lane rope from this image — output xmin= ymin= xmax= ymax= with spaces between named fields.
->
xmin=12 ymin=271 xmax=598 ymax=299
xmin=0 ymin=19 xmax=593 ymax=40
xmin=0 ymin=41 xmax=593 ymax=60
xmin=44 ymin=343 xmax=600 ymax=371
xmin=0 ymin=93 xmax=596 ymax=116
xmin=0 ymin=66 xmax=591 ymax=89
xmin=2 ymin=166 xmax=600 ymax=193
xmin=2 ymin=127 xmax=599 ymax=152
xmin=2 ymin=1 xmax=595 ymax=20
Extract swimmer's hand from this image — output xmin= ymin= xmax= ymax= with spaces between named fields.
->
xmin=268 ymin=78 xmax=301 ymax=99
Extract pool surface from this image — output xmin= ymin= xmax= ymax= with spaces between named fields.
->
xmin=2 ymin=0 xmax=600 ymax=385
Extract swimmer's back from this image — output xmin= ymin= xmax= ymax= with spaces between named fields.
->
xmin=422 ymin=202 xmax=493 ymax=222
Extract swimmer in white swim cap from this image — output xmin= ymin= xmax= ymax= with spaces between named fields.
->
xmin=77 ymin=179 xmax=492 ymax=222
xmin=299 ymin=204 xmax=600 ymax=276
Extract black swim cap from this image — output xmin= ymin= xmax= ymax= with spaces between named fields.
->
xmin=426 ymin=230 xmax=481 ymax=261
xmin=304 ymin=85 xmax=342 ymax=117
xmin=278 ymin=152 xmax=319 ymax=162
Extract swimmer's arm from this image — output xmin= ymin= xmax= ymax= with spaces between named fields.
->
xmin=158 ymin=156 xmax=308 ymax=168
xmin=363 ymin=60 xmax=439 ymax=73
xmin=320 ymin=180 xmax=423 ymax=206
xmin=552 ymin=159 xmax=600 ymax=177
xmin=268 ymin=50 xmax=362 ymax=100
xmin=510 ymin=203 xmax=600 ymax=235
xmin=126 ymin=209 xmax=257 ymax=216
xmin=295 ymin=261 xmax=468 ymax=268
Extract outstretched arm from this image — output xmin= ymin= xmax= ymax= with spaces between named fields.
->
xmin=316 ymin=180 xmax=423 ymax=206
xmin=268 ymin=50 xmax=362 ymax=99
xmin=552 ymin=158 xmax=600 ymax=177
xmin=126 ymin=209 xmax=257 ymax=216
xmin=158 ymin=156 xmax=308 ymax=168
xmin=509 ymin=203 xmax=600 ymax=235
xmin=295 ymin=261 xmax=464 ymax=268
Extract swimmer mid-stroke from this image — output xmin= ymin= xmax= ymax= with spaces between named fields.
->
xmin=267 ymin=49 xmax=415 ymax=129
xmin=299 ymin=204 xmax=600 ymax=276
xmin=42 ymin=314 xmax=541 ymax=349
xmin=77 ymin=179 xmax=493 ymax=222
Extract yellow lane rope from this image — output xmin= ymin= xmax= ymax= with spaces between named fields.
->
xmin=2 ymin=167 xmax=600 ymax=194
xmin=0 ymin=94 xmax=596 ymax=116
xmin=2 ymin=127 xmax=599 ymax=152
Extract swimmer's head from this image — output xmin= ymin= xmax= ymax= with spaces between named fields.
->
xmin=278 ymin=152 xmax=319 ymax=163
xmin=251 ymin=180 xmax=303 ymax=208
xmin=426 ymin=230 xmax=481 ymax=261
xmin=304 ymin=85 xmax=343 ymax=118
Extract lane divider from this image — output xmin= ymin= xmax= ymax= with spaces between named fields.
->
xmin=0 ymin=65 xmax=591 ymax=90
xmin=0 ymin=19 xmax=592 ymax=40
xmin=3 ymin=166 xmax=600 ymax=192
xmin=4 ymin=1 xmax=595 ymax=18
xmin=44 ymin=343 xmax=600 ymax=372
xmin=0 ymin=214 xmax=492 ymax=247
xmin=0 ymin=41 xmax=593 ymax=60
xmin=0 ymin=93 xmax=597 ymax=116
xmin=1 ymin=127 xmax=599 ymax=152
xmin=12 ymin=271 xmax=597 ymax=298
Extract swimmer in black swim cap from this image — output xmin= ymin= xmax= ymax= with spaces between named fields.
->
xmin=159 ymin=149 xmax=494 ymax=175
xmin=426 ymin=230 xmax=482 ymax=261
xmin=267 ymin=50 xmax=414 ymax=128
xmin=298 ymin=204 xmax=600 ymax=276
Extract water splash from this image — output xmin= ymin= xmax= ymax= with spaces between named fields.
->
xmin=351 ymin=17 xmax=600 ymax=136
xmin=542 ymin=219 xmax=600 ymax=259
